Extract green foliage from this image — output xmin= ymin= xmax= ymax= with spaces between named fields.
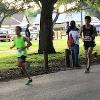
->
xmin=0 ymin=3 xmax=7 ymax=14
xmin=25 ymin=8 xmax=41 ymax=17
xmin=87 ymin=0 xmax=100 ymax=11
xmin=57 ymin=0 xmax=100 ymax=19
xmin=58 ymin=0 xmax=77 ymax=4
xmin=79 ymin=0 xmax=100 ymax=19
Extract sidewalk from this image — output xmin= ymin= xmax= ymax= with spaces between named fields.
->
xmin=0 ymin=64 xmax=100 ymax=100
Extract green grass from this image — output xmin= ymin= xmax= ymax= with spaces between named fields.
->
xmin=0 ymin=36 xmax=100 ymax=70
xmin=0 ymin=40 xmax=39 ymax=51
xmin=0 ymin=53 xmax=64 ymax=70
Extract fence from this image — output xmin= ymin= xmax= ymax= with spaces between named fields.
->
xmin=0 ymin=34 xmax=15 ymax=42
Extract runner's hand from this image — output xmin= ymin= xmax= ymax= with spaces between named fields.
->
xmin=10 ymin=46 xmax=13 ymax=49
xmin=20 ymin=47 xmax=25 ymax=51
xmin=10 ymin=44 xmax=15 ymax=49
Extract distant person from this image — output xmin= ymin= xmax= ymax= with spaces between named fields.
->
xmin=66 ymin=22 xmax=69 ymax=32
xmin=67 ymin=21 xmax=81 ymax=69
xmin=78 ymin=24 xmax=81 ymax=29
xmin=10 ymin=26 xmax=32 ymax=85
xmin=25 ymin=24 xmax=31 ymax=40
xmin=80 ymin=16 xmax=97 ymax=73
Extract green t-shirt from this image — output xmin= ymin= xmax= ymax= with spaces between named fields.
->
xmin=14 ymin=36 xmax=27 ymax=57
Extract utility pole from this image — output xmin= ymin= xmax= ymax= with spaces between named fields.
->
xmin=80 ymin=0 xmax=83 ymax=26
xmin=81 ymin=8 xmax=83 ymax=26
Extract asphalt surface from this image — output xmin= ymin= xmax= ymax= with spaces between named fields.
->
xmin=0 ymin=65 xmax=100 ymax=100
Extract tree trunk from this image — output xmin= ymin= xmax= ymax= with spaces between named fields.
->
xmin=38 ymin=0 xmax=56 ymax=54
xmin=0 ymin=17 xmax=6 ymax=28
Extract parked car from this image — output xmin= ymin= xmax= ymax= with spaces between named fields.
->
xmin=30 ymin=26 xmax=39 ymax=40
xmin=0 ymin=29 xmax=11 ymax=42
xmin=21 ymin=27 xmax=39 ymax=40
xmin=95 ymin=25 xmax=100 ymax=35
xmin=96 ymin=25 xmax=100 ymax=30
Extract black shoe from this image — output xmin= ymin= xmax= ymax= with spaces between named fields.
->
xmin=84 ymin=68 xmax=90 ymax=73
xmin=25 ymin=79 xmax=32 ymax=85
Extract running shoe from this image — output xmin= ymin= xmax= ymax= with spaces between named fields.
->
xmin=25 ymin=79 xmax=32 ymax=85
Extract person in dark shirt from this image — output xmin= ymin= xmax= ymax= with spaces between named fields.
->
xmin=80 ymin=16 xmax=97 ymax=73
xmin=25 ymin=24 xmax=31 ymax=41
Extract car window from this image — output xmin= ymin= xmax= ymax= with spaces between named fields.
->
xmin=0 ymin=30 xmax=7 ymax=34
xmin=96 ymin=25 xmax=100 ymax=30
xmin=0 ymin=31 xmax=3 ymax=34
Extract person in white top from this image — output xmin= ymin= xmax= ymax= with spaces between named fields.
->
xmin=67 ymin=21 xmax=81 ymax=68
xmin=69 ymin=30 xmax=79 ymax=45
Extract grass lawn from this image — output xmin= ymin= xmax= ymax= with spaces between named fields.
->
xmin=0 ymin=36 xmax=100 ymax=70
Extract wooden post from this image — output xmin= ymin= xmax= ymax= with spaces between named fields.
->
xmin=65 ymin=49 xmax=67 ymax=67
xmin=56 ymin=32 xmax=58 ymax=39
xmin=65 ymin=49 xmax=73 ymax=69
xmin=43 ymin=51 xmax=49 ymax=72
xmin=60 ymin=32 xmax=62 ymax=39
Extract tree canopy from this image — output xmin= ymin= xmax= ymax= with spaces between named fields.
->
xmin=0 ymin=0 xmax=38 ymax=27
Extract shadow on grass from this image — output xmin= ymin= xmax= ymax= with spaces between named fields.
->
xmin=0 ymin=52 xmax=100 ymax=82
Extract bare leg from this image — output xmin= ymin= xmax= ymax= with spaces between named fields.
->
xmin=87 ymin=47 xmax=93 ymax=70
xmin=85 ymin=47 xmax=93 ymax=73
xmin=85 ymin=49 xmax=88 ymax=65
xmin=17 ymin=59 xmax=31 ymax=79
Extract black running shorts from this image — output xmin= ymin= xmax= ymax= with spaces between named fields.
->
xmin=84 ymin=41 xmax=96 ymax=50
xmin=17 ymin=56 xmax=26 ymax=62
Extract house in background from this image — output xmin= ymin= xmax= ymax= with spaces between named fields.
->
xmin=0 ymin=12 xmax=100 ymax=34
xmin=32 ymin=12 xmax=86 ymax=31
xmin=0 ymin=13 xmax=29 ymax=29
xmin=33 ymin=12 xmax=100 ymax=31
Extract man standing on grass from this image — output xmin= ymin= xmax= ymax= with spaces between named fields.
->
xmin=80 ymin=16 xmax=97 ymax=73
xmin=10 ymin=26 xmax=32 ymax=85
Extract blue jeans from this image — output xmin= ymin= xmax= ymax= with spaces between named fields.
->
xmin=70 ymin=44 xmax=79 ymax=66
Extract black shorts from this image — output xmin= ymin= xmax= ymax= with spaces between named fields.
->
xmin=17 ymin=56 xmax=26 ymax=62
xmin=84 ymin=41 xmax=96 ymax=50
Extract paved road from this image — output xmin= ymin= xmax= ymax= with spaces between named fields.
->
xmin=0 ymin=65 xmax=100 ymax=100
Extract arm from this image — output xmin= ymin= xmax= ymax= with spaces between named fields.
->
xmin=92 ymin=26 xmax=97 ymax=38
xmin=80 ymin=26 xmax=83 ymax=38
xmin=10 ymin=44 xmax=15 ymax=49
xmin=66 ymin=27 xmax=70 ymax=35
xmin=23 ymin=37 xmax=32 ymax=49
xmin=80 ymin=26 xmax=85 ymax=42
xmin=10 ymin=38 xmax=15 ymax=49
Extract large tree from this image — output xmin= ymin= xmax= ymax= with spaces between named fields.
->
xmin=38 ymin=0 xmax=57 ymax=54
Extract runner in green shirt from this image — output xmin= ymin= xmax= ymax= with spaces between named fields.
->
xmin=10 ymin=26 xmax=32 ymax=85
